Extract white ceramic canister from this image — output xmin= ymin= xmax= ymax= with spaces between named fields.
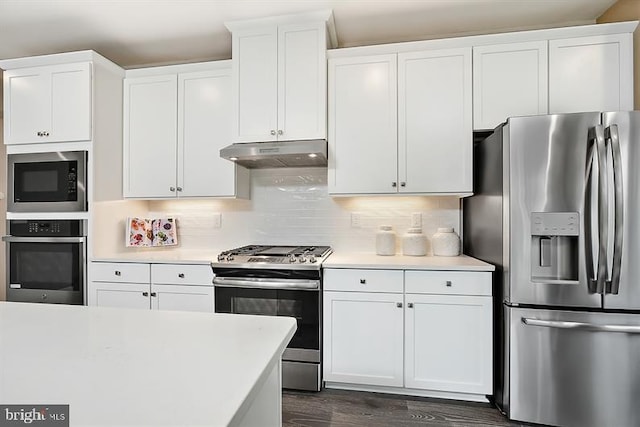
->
xmin=376 ymin=225 xmax=396 ymax=256
xmin=432 ymin=227 xmax=461 ymax=256
xmin=402 ymin=228 xmax=426 ymax=256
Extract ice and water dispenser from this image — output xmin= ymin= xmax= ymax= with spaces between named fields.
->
xmin=530 ymin=212 xmax=580 ymax=283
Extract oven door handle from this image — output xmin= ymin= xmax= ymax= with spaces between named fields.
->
xmin=213 ymin=277 xmax=320 ymax=290
xmin=2 ymin=236 xmax=86 ymax=243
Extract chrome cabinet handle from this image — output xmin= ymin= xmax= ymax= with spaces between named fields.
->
xmin=43 ymin=131 xmax=49 ymax=136
xmin=37 ymin=131 xmax=42 ymax=136
xmin=445 ymin=280 xmax=452 ymax=287
xmin=170 ymin=186 xmax=176 ymax=192
xmin=150 ymin=292 xmax=157 ymax=297
xmin=176 ymin=187 xmax=183 ymax=192
xmin=407 ymin=303 xmax=414 ymax=308
xmin=115 ymin=271 xmax=121 ymax=276
xmin=178 ymin=273 xmax=185 ymax=278
xmin=360 ymin=279 xmax=366 ymax=284
xmin=142 ymin=291 xmax=149 ymax=297
xmin=270 ymin=130 xmax=276 ymax=136
xmin=278 ymin=130 xmax=283 ymax=135
xmin=400 ymin=182 xmax=406 ymax=187
xmin=606 ymin=125 xmax=623 ymax=295
xmin=392 ymin=182 xmax=397 ymax=188
xmin=396 ymin=302 xmax=403 ymax=308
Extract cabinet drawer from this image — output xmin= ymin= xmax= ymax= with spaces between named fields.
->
xmin=92 ymin=262 xmax=150 ymax=283
xmin=151 ymin=264 xmax=213 ymax=286
xmin=324 ymin=269 xmax=403 ymax=293
xmin=404 ymin=271 xmax=492 ymax=296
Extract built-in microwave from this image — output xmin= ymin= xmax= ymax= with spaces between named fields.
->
xmin=8 ymin=151 xmax=87 ymax=213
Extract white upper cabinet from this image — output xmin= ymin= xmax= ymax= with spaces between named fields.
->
xmin=549 ymin=33 xmax=633 ymax=114
xmin=124 ymin=75 xmax=178 ymax=198
xmin=178 ymin=70 xmax=242 ymax=197
xmin=227 ymin=11 xmax=333 ymax=143
xmin=329 ymin=48 xmax=472 ymax=195
xmin=4 ymin=62 xmax=92 ymax=144
xmin=473 ymin=41 xmax=548 ymax=130
xmin=398 ymin=48 xmax=472 ymax=194
xmin=328 ymin=54 xmax=398 ymax=194
xmin=123 ymin=62 xmax=249 ymax=199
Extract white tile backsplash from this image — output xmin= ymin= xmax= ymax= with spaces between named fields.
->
xmin=143 ymin=168 xmax=461 ymax=254
xmin=93 ymin=168 xmax=461 ymax=256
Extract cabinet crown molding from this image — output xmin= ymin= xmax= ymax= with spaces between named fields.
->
xmin=0 ymin=49 xmax=123 ymax=75
xmin=225 ymin=9 xmax=337 ymax=48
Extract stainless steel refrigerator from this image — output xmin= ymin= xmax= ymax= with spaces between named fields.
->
xmin=464 ymin=111 xmax=640 ymax=427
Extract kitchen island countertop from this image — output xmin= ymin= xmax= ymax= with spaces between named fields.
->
xmin=323 ymin=252 xmax=495 ymax=271
xmin=0 ymin=302 xmax=295 ymax=426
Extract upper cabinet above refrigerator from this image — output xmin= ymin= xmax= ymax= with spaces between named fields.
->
xmin=225 ymin=10 xmax=336 ymax=144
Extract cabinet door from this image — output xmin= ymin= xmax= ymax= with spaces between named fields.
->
xmin=92 ymin=282 xmax=151 ymax=309
xmin=124 ymin=75 xmax=178 ymax=198
xmin=178 ymin=69 xmax=239 ymax=197
xmin=4 ymin=63 xmax=91 ymax=144
xmin=398 ymin=48 xmax=472 ymax=194
xmin=151 ymin=284 xmax=214 ymax=313
xmin=404 ymin=293 xmax=492 ymax=394
xmin=473 ymin=41 xmax=548 ymax=130
xmin=323 ymin=291 xmax=404 ymax=387
xmin=277 ymin=22 xmax=327 ymax=141
xmin=328 ymin=55 xmax=398 ymax=194
xmin=549 ymin=34 xmax=633 ymax=114
xmin=232 ymin=26 xmax=278 ymax=143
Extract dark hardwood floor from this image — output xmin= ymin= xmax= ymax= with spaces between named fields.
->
xmin=283 ymin=389 xmax=526 ymax=427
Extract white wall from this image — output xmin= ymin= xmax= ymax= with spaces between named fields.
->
xmin=94 ymin=167 xmax=461 ymax=257
xmin=0 ymin=118 xmax=4 ymax=301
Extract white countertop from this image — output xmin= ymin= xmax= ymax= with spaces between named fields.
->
xmin=91 ymin=250 xmax=220 ymax=265
xmin=323 ymin=252 xmax=495 ymax=271
xmin=0 ymin=302 xmax=296 ymax=426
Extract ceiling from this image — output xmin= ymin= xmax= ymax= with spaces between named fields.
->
xmin=0 ymin=0 xmax=620 ymax=118
xmin=0 ymin=0 xmax=619 ymax=68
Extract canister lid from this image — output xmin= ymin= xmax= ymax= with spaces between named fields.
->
xmin=379 ymin=225 xmax=393 ymax=231
xmin=407 ymin=227 xmax=423 ymax=234
xmin=437 ymin=227 xmax=454 ymax=233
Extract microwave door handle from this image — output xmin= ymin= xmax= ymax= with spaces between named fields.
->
xmin=606 ymin=125 xmax=624 ymax=294
xmin=1 ymin=236 xmax=86 ymax=243
xmin=584 ymin=137 xmax=597 ymax=294
xmin=594 ymin=125 xmax=608 ymax=295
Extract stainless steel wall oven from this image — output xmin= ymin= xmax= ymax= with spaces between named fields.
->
xmin=212 ymin=245 xmax=332 ymax=391
xmin=4 ymin=220 xmax=86 ymax=305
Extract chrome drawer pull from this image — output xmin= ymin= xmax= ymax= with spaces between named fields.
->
xmin=142 ymin=292 xmax=149 ymax=297
xmin=178 ymin=273 xmax=185 ymax=278
xmin=396 ymin=302 xmax=403 ymax=308
xmin=115 ymin=271 xmax=121 ymax=276
xmin=445 ymin=280 xmax=452 ymax=287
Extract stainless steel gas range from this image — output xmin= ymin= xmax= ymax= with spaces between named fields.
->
xmin=211 ymin=245 xmax=332 ymax=391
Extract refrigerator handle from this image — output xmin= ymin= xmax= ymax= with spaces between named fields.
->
xmin=584 ymin=139 xmax=597 ymax=293
xmin=522 ymin=317 xmax=640 ymax=334
xmin=594 ymin=125 xmax=609 ymax=295
xmin=606 ymin=125 xmax=624 ymax=295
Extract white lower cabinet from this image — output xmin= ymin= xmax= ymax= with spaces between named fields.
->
xmin=89 ymin=262 xmax=214 ymax=312
xmin=323 ymin=291 xmax=404 ymax=387
xmin=323 ymin=268 xmax=493 ymax=400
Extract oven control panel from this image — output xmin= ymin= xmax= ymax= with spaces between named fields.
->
xmin=9 ymin=220 xmax=84 ymax=237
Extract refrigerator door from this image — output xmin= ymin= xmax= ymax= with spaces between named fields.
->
xmin=602 ymin=111 xmax=640 ymax=310
xmin=508 ymin=306 xmax=640 ymax=427
xmin=508 ymin=113 xmax=603 ymax=307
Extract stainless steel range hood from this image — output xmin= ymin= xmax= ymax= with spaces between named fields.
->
xmin=220 ymin=139 xmax=327 ymax=169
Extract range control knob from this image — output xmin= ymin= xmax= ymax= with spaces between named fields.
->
xmin=299 ymin=256 xmax=307 ymax=263
xmin=217 ymin=254 xmax=226 ymax=262
xmin=308 ymin=255 xmax=317 ymax=263
xmin=288 ymin=254 xmax=297 ymax=263
xmin=226 ymin=255 xmax=235 ymax=261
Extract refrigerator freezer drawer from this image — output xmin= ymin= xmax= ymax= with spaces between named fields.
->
xmin=508 ymin=306 xmax=640 ymax=427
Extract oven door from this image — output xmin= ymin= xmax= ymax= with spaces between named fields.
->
xmin=8 ymin=151 xmax=87 ymax=212
xmin=214 ymin=283 xmax=320 ymax=359
xmin=5 ymin=237 xmax=85 ymax=304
